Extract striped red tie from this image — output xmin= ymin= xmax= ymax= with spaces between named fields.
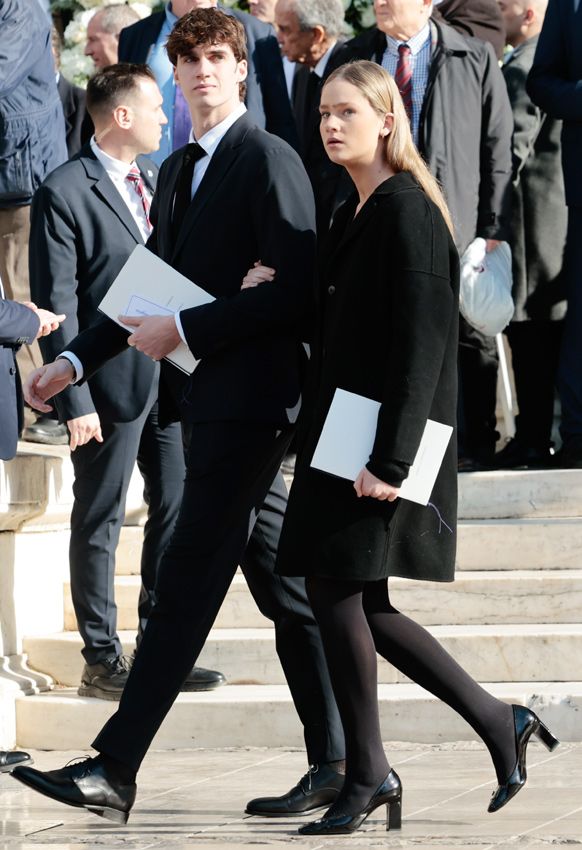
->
xmin=126 ymin=166 xmax=152 ymax=232
xmin=395 ymin=43 xmax=413 ymax=123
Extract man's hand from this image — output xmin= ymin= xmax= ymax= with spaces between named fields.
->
xmin=241 ymin=261 xmax=276 ymax=290
xmin=67 ymin=412 xmax=103 ymax=451
xmin=354 ymin=467 xmax=400 ymax=501
xmin=20 ymin=302 xmax=66 ymax=338
xmin=119 ymin=315 xmax=180 ymax=361
xmin=24 ymin=360 xmax=75 ymax=412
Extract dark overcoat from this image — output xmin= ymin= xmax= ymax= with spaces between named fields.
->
xmin=277 ymin=173 xmax=460 ymax=583
xmin=503 ymin=36 xmax=567 ymax=322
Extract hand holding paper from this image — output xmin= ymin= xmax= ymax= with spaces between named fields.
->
xmin=354 ymin=467 xmax=400 ymax=501
xmin=120 ymin=314 xmax=181 ymax=361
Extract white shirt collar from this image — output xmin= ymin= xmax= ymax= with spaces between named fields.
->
xmin=385 ymin=22 xmax=431 ymax=56
xmin=189 ymin=102 xmax=247 ymax=159
xmin=314 ymin=41 xmax=337 ymax=78
xmin=90 ymin=136 xmax=137 ymax=179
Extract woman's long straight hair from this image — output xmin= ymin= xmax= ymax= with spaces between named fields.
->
xmin=324 ymin=60 xmax=454 ymax=236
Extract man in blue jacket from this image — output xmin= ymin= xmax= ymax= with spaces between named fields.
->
xmin=527 ymin=0 xmax=582 ymax=467
xmin=0 ymin=281 xmax=64 ymax=773
xmin=0 ymin=0 xmax=67 ymax=438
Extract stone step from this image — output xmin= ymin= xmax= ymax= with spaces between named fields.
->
xmin=458 ymin=469 xmax=582 ymax=519
xmin=115 ymin=517 xmax=582 ymax=576
xmin=15 ymin=681 xmax=582 ymax=750
xmin=24 ymin=623 xmax=582 ymax=688
xmin=456 ymin=518 xmax=582 ymax=570
xmin=63 ymin=569 xmax=582 ymax=632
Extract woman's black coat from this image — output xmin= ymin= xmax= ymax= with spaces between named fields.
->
xmin=277 ymin=172 xmax=460 ymax=583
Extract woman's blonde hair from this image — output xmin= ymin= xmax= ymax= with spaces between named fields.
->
xmin=324 ymin=60 xmax=454 ymax=236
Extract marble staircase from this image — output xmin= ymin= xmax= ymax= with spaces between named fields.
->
xmin=2 ymin=445 xmax=581 ymax=750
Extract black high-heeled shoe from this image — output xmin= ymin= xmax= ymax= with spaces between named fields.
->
xmin=298 ymin=769 xmax=402 ymax=835
xmin=488 ymin=704 xmax=560 ymax=813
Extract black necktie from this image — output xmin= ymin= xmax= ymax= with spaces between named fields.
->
xmin=171 ymin=142 xmax=207 ymax=243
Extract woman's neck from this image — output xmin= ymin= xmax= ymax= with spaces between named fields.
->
xmin=348 ymin=161 xmax=396 ymax=213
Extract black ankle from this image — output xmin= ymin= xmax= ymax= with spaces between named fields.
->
xmin=96 ymin=753 xmax=136 ymax=785
xmin=327 ymin=759 xmax=346 ymax=775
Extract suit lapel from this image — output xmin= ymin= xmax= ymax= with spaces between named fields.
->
xmin=81 ymin=150 xmax=143 ymax=244
xmin=171 ymin=115 xmax=250 ymax=262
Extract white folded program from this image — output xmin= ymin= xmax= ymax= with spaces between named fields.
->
xmin=459 ymin=237 xmax=514 ymax=337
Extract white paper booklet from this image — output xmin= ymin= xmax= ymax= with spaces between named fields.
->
xmin=98 ymin=245 xmax=215 ymax=374
xmin=311 ymin=389 xmax=453 ymax=506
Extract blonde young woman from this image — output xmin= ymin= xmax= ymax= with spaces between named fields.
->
xmin=243 ymin=60 xmax=559 ymax=835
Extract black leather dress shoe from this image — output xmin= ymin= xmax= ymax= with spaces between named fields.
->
xmin=78 ymin=655 xmax=131 ymax=700
xmin=11 ymin=758 xmax=136 ymax=823
xmin=298 ymin=770 xmax=402 ymax=835
xmin=245 ymin=763 xmax=344 ymax=816
xmin=22 ymin=415 xmax=69 ymax=445
xmin=493 ymin=438 xmax=553 ymax=469
xmin=181 ymin=666 xmax=226 ymax=692
xmin=0 ymin=750 xmax=33 ymax=773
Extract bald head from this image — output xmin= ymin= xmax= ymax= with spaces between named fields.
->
xmin=498 ymin=0 xmax=548 ymax=47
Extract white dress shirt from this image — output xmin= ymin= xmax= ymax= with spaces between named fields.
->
xmin=90 ymin=137 xmax=153 ymax=243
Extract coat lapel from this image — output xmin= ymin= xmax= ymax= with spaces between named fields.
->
xmin=171 ymin=114 xmax=251 ymax=262
xmin=81 ymin=150 xmax=143 ymax=244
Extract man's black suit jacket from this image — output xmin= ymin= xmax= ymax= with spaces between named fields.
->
xmin=0 ymin=294 xmax=39 ymax=459
xmin=118 ymin=8 xmax=298 ymax=150
xmin=527 ymin=0 xmax=582 ymax=208
xmin=67 ymin=113 xmax=316 ymax=428
xmin=29 ymin=144 xmax=159 ymax=423
xmin=57 ymin=75 xmax=91 ymax=158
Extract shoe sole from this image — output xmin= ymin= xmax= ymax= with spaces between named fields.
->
xmin=21 ymin=434 xmax=69 ymax=445
xmin=180 ymin=680 xmax=226 ymax=692
xmin=78 ymin=686 xmax=122 ymax=701
xmin=245 ymin=803 xmax=330 ymax=818
xmin=0 ymin=758 xmax=33 ymax=773
xmin=11 ymin=770 xmax=130 ymax=823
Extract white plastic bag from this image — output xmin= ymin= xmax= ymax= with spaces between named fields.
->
xmin=459 ymin=238 xmax=514 ymax=336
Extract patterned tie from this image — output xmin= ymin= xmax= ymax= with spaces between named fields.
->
xmin=173 ymin=84 xmax=192 ymax=151
xmin=395 ymin=43 xmax=413 ymax=123
xmin=126 ymin=166 xmax=152 ymax=233
xmin=171 ymin=142 xmax=207 ymax=244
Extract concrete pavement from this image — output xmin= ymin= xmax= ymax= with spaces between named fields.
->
xmin=1 ymin=742 xmax=581 ymax=849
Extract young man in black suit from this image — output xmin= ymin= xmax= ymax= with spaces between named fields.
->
xmin=15 ymin=8 xmax=344 ymax=823
xmin=29 ymin=64 xmax=224 ymax=700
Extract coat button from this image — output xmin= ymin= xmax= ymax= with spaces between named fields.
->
xmin=9 ymin=367 xmax=15 ymax=375
xmin=328 ymin=285 xmax=336 ymax=295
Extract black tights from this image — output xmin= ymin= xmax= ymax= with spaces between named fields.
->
xmin=306 ymin=576 xmax=515 ymax=817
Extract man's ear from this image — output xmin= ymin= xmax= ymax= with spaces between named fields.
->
xmin=237 ymin=58 xmax=248 ymax=83
xmin=311 ymin=24 xmax=326 ymax=46
xmin=112 ymin=104 xmax=132 ymax=129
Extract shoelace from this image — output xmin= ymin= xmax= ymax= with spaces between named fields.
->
xmin=64 ymin=756 xmax=94 ymax=778
xmin=300 ymin=764 xmax=319 ymax=792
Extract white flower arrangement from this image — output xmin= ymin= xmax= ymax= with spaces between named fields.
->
xmin=53 ymin=0 xmax=156 ymax=86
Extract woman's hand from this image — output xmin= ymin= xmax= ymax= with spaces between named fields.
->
xmin=354 ymin=467 xmax=400 ymax=501
xmin=241 ymin=261 xmax=276 ymax=290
